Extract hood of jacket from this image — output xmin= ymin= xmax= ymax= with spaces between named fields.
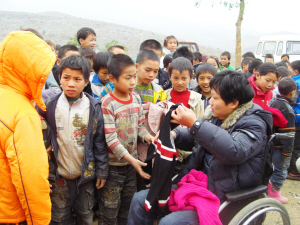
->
xmin=0 ymin=31 xmax=56 ymax=111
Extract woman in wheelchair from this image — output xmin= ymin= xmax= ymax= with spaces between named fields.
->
xmin=127 ymin=70 xmax=273 ymax=225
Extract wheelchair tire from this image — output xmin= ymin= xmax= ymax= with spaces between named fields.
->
xmin=228 ymin=198 xmax=290 ymax=225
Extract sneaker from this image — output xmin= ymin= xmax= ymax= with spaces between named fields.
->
xmin=287 ymin=173 xmax=300 ymax=180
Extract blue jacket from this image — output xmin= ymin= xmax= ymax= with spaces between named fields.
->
xmin=39 ymin=92 xmax=109 ymax=186
xmin=173 ymin=102 xmax=272 ymax=202
xmin=292 ymin=74 xmax=300 ymax=126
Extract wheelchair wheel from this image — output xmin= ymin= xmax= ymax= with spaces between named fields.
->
xmin=228 ymin=198 xmax=290 ymax=225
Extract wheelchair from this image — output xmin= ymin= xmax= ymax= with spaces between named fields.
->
xmin=218 ymin=133 xmax=290 ymax=225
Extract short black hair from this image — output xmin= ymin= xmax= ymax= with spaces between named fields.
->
xmin=192 ymin=52 xmax=203 ymax=62
xmin=93 ymin=51 xmax=113 ymax=73
xmin=221 ymin=51 xmax=231 ymax=60
xmin=163 ymin=35 xmax=178 ymax=47
xmin=195 ymin=63 xmax=218 ymax=80
xmin=107 ymin=45 xmax=125 ymax=51
xmin=139 ymin=39 xmax=163 ymax=52
xmin=108 ymin=54 xmax=135 ymax=80
xmin=59 ymin=55 xmax=91 ymax=82
xmin=281 ymin=54 xmax=290 ymax=60
xmin=241 ymin=57 xmax=255 ymax=68
xmin=242 ymin=52 xmax=255 ymax=59
xmin=76 ymin=27 xmax=96 ymax=44
xmin=248 ymin=59 xmax=263 ymax=74
xmin=168 ymin=57 xmax=193 ymax=78
xmin=209 ymin=70 xmax=254 ymax=105
xmin=275 ymin=62 xmax=288 ymax=68
xmin=277 ymin=66 xmax=290 ymax=78
xmin=163 ymin=54 xmax=173 ymax=69
xmin=79 ymin=47 xmax=96 ymax=60
xmin=281 ymin=59 xmax=291 ymax=66
xmin=55 ymin=44 xmax=61 ymax=51
xmin=291 ymin=60 xmax=300 ymax=74
xmin=172 ymin=47 xmax=193 ymax=65
xmin=136 ymin=49 xmax=160 ymax=64
xmin=22 ymin=28 xmax=43 ymax=40
xmin=57 ymin=45 xmax=79 ymax=59
xmin=265 ymin=54 xmax=274 ymax=60
xmin=278 ymin=77 xmax=297 ymax=96
xmin=205 ymin=55 xmax=220 ymax=69
xmin=258 ymin=62 xmax=278 ymax=78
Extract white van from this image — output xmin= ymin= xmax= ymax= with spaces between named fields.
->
xmin=255 ymin=35 xmax=300 ymax=63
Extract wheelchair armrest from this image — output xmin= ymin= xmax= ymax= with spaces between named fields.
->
xmin=225 ymin=185 xmax=267 ymax=202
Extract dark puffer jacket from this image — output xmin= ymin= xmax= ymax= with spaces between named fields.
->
xmin=173 ymin=102 xmax=272 ymax=202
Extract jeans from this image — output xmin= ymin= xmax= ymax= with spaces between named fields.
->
xmin=270 ymin=148 xmax=291 ymax=190
xmin=289 ymin=127 xmax=300 ymax=174
xmin=98 ymin=165 xmax=136 ymax=225
xmin=127 ymin=189 xmax=199 ymax=225
xmin=49 ymin=177 xmax=94 ymax=225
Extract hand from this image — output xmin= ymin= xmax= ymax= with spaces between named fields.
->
xmin=171 ymin=105 xmax=197 ymax=128
xmin=132 ymin=159 xmax=151 ymax=180
xmin=144 ymin=133 xmax=155 ymax=144
xmin=96 ymin=178 xmax=106 ymax=189
xmin=46 ymin=145 xmax=53 ymax=159
xmin=49 ymin=184 xmax=52 ymax=193
xmin=171 ymin=131 xmax=176 ymax=139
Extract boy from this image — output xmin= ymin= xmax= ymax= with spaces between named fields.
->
xmin=193 ymin=63 xmax=218 ymax=109
xmin=90 ymin=51 xmax=114 ymax=99
xmin=219 ymin=51 xmax=235 ymax=71
xmin=269 ymin=77 xmax=297 ymax=203
xmin=192 ymin=51 xmax=202 ymax=74
xmin=40 ymin=55 xmax=108 ymax=225
xmin=107 ymin=45 xmax=126 ymax=54
xmin=288 ymin=60 xmax=300 ymax=179
xmin=100 ymin=54 xmax=154 ymax=224
xmin=272 ymin=66 xmax=290 ymax=102
xmin=80 ymin=47 xmax=96 ymax=71
xmin=77 ymin=27 xmax=97 ymax=50
xmin=241 ymin=57 xmax=254 ymax=74
xmin=165 ymin=57 xmax=204 ymax=120
xmin=247 ymin=58 xmax=263 ymax=78
xmin=134 ymin=49 xmax=167 ymax=103
xmin=265 ymin=53 xmax=274 ymax=63
xmin=281 ymin=54 xmax=290 ymax=61
xmin=139 ymin=39 xmax=172 ymax=90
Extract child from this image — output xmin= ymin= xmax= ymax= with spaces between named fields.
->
xmin=265 ymin=53 xmax=274 ymax=63
xmin=165 ymin=57 xmax=204 ymax=120
xmin=272 ymin=66 xmax=290 ymax=102
xmin=206 ymin=55 xmax=220 ymax=71
xmin=247 ymin=58 xmax=263 ymax=78
xmin=268 ymin=77 xmax=297 ymax=203
xmin=288 ymin=60 xmax=300 ymax=179
xmin=139 ymin=39 xmax=172 ymax=90
xmin=192 ymin=51 xmax=203 ymax=74
xmin=193 ymin=63 xmax=218 ymax=109
xmin=80 ymin=47 xmax=96 ymax=71
xmin=40 ymin=54 xmax=109 ymax=225
xmin=134 ymin=49 xmax=167 ymax=103
xmin=219 ymin=51 xmax=235 ymax=71
xmin=163 ymin=54 xmax=173 ymax=72
xmin=241 ymin=57 xmax=254 ymax=74
xmin=77 ymin=27 xmax=96 ymax=50
xmin=107 ymin=45 xmax=126 ymax=54
xmin=90 ymin=51 xmax=114 ymax=100
xmin=248 ymin=62 xmax=278 ymax=110
xmin=281 ymin=54 xmax=290 ymax=61
xmin=100 ymin=54 xmax=154 ymax=224
xmin=163 ymin=35 xmax=178 ymax=55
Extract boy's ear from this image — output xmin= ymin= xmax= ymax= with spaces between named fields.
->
xmin=79 ymin=38 xmax=84 ymax=46
xmin=255 ymin=72 xmax=261 ymax=80
xmin=231 ymin=100 xmax=239 ymax=109
xmin=108 ymin=74 xmax=116 ymax=83
xmin=57 ymin=58 xmax=61 ymax=66
xmin=136 ymin=63 xmax=139 ymax=70
xmin=278 ymin=76 xmax=283 ymax=82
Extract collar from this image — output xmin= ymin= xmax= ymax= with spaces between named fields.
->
xmin=204 ymin=100 xmax=253 ymax=130
xmin=91 ymin=73 xmax=104 ymax=85
xmin=276 ymin=95 xmax=293 ymax=105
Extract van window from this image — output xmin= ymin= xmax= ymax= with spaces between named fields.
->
xmin=262 ymin=41 xmax=276 ymax=56
xmin=277 ymin=42 xmax=283 ymax=56
xmin=256 ymin=42 xmax=263 ymax=55
xmin=287 ymin=41 xmax=300 ymax=55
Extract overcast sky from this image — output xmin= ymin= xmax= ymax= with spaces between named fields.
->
xmin=1 ymin=0 xmax=299 ymax=51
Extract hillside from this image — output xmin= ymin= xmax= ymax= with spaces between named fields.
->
xmin=0 ymin=11 xmax=222 ymax=58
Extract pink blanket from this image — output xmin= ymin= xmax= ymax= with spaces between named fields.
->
xmin=169 ymin=169 xmax=222 ymax=225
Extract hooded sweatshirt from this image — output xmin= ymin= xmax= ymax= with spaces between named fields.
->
xmin=0 ymin=31 xmax=56 ymax=225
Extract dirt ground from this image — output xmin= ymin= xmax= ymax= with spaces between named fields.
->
xmin=93 ymin=179 xmax=299 ymax=225
xmin=280 ymin=179 xmax=300 ymax=224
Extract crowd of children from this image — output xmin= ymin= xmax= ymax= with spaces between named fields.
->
xmin=1 ymin=26 xmax=300 ymax=225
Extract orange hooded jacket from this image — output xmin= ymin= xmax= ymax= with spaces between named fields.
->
xmin=0 ymin=31 xmax=56 ymax=224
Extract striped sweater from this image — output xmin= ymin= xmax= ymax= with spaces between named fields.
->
xmin=101 ymin=92 xmax=149 ymax=166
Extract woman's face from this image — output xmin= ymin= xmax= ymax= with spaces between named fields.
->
xmin=209 ymin=88 xmax=237 ymax=121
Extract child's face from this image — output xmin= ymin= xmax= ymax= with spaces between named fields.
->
xmin=242 ymin=63 xmax=250 ymax=73
xmin=60 ymin=68 xmax=88 ymax=98
xmin=170 ymin=69 xmax=191 ymax=92
xmin=110 ymin=65 xmax=137 ymax=95
xmin=207 ymin=58 xmax=219 ymax=69
xmin=193 ymin=59 xmax=200 ymax=65
xmin=79 ymin=34 xmax=96 ymax=50
xmin=220 ymin=55 xmax=229 ymax=67
xmin=166 ymin=38 xmax=177 ymax=52
xmin=282 ymin=56 xmax=289 ymax=61
xmin=197 ymin=72 xmax=213 ymax=95
xmin=265 ymin=58 xmax=274 ymax=63
xmin=255 ymin=72 xmax=277 ymax=93
xmin=136 ymin=59 xmax=159 ymax=85
xmin=97 ymin=68 xmax=109 ymax=84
